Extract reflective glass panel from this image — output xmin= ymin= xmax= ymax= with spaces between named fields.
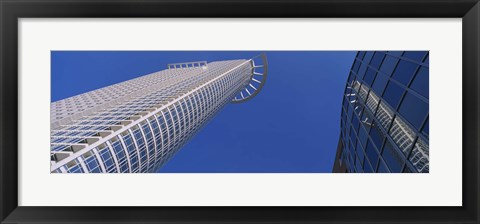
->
xmin=382 ymin=81 xmax=404 ymax=109
xmin=363 ymin=68 xmax=377 ymax=87
xmin=375 ymin=100 xmax=394 ymax=131
xmin=410 ymin=66 xmax=429 ymax=98
xmin=369 ymin=123 xmax=385 ymax=149
xmin=409 ymin=138 xmax=429 ymax=173
xmin=357 ymin=126 xmax=368 ymax=148
xmin=381 ymin=141 xmax=404 ymax=173
xmin=402 ymin=51 xmax=427 ymax=61
xmin=355 ymin=156 xmax=363 ymax=172
xmin=398 ymin=92 xmax=428 ymax=130
xmin=377 ymin=160 xmax=390 ymax=173
xmin=357 ymin=62 xmax=368 ymax=78
xmin=389 ymin=116 xmax=415 ymax=155
xmin=352 ymin=60 xmax=361 ymax=72
xmin=363 ymin=51 xmax=374 ymax=64
xmin=379 ymin=56 xmax=399 ymax=76
xmin=369 ymin=52 xmax=385 ymax=69
xmin=358 ymin=51 xmax=366 ymax=59
xmin=388 ymin=51 xmax=404 ymax=56
xmin=365 ymin=140 xmax=379 ymax=170
xmin=391 ymin=60 xmax=418 ymax=86
xmin=371 ymin=73 xmax=388 ymax=96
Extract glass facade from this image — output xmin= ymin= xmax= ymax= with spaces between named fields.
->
xmin=50 ymin=56 xmax=267 ymax=173
xmin=335 ymin=51 xmax=429 ymax=173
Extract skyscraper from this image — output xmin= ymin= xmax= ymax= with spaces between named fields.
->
xmin=333 ymin=51 xmax=429 ymax=173
xmin=50 ymin=54 xmax=268 ymax=173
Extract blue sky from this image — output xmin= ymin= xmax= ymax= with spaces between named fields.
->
xmin=52 ymin=51 xmax=356 ymax=173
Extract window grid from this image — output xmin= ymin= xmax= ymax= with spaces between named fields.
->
xmin=51 ymin=60 xmax=258 ymax=173
xmin=339 ymin=51 xmax=429 ymax=173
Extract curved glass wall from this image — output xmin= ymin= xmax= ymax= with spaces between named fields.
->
xmin=337 ymin=51 xmax=429 ymax=173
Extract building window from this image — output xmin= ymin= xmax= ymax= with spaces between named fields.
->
xmin=357 ymin=126 xmax=368 ymax=149
xmin=379 ymin=55 xmax=399 ymax=76
xmin=355 ymin=156 xmax=364 ymax=173
xmin=381 ymin=141 xmax=404 ymax=173
xmin=382 ymin=81 xmax=405 ymax=109
xmin=363 ymin=68 xmax=377 ymax=87
xmin=357 ymin=51 xmax=366 ymax=59
xmin=357 ymin=62 xmax=368 ymax=78
xmin=355 ymin=142 xmax=365 ymax=165
xmin=352 ymin=60 xmax=361 ymax=73
xmin=363 ymin=158 xmax=374 ymax=173
xmin=402 ymin=51 xmax=427 ymax=61
xmin=410 ymin=66 xmax=429 ymax=98
xmin=388 ymin=51 xmax=404 ymax=57
xmin=371 ymin=73 xmax=388 ymax=96
xmin=369 ymin=122 xmax=385 ymax=149
xmin=391 ymin=60 xmax=418 ymax=86
xmin=99 ymin=146 xmax=117 ymax=173
xmin=377 ymin=159 xmax=390 ymax=173
xmin=111 ymin=139 xmax=129 ymax=173
xmin=409 ymin=138 xmax=429 ymax=173
xmin=376 ymin=100 xmax=394 ymax=131
xmin=363 ymin=51 xmax=375 ymax=64
xmin=398 ymin=92 xmax=428 ymax=130
xmin=82 ymin=151 xmax=102 ymax=173
xmin=365 ymin=140 xmax=379 ymax=170
xmin=389 ymin=116 xmax=415 ymax=156
xmin=369 ymin=52 xmax=385 ymax=69
xmin=65 ymin=159 xmax=84 ymax=173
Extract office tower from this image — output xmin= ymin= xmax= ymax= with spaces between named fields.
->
xmin=333 ymin=51 xmax=429 ymax=173
xmin=50 ymin=55 xmax=268 ymax=173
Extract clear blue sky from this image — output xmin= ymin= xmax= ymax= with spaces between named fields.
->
xmin=52 ymin=51 xmax=356 ymax=173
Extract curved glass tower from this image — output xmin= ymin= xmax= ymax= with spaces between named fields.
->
xmin=333 ymin=51 xmax=429 ymax=173
xmin=50 ymin=55 xmax=268 ymax=173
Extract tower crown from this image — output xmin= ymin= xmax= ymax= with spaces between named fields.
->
xmin=231 ymin=53 xmax=268 ymax=103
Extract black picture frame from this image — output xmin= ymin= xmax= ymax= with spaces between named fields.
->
xmin=1 ymin=0 xmax=479 ymax=223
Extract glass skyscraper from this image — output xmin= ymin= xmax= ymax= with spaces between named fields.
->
xmin=50 ymin=55 xmax=268 ymax=173
xmin=333 ymin=51 xmax=429 ymax=173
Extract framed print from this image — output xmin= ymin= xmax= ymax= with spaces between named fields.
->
xmin=1 ymin=0 xmax=479 ymax=223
